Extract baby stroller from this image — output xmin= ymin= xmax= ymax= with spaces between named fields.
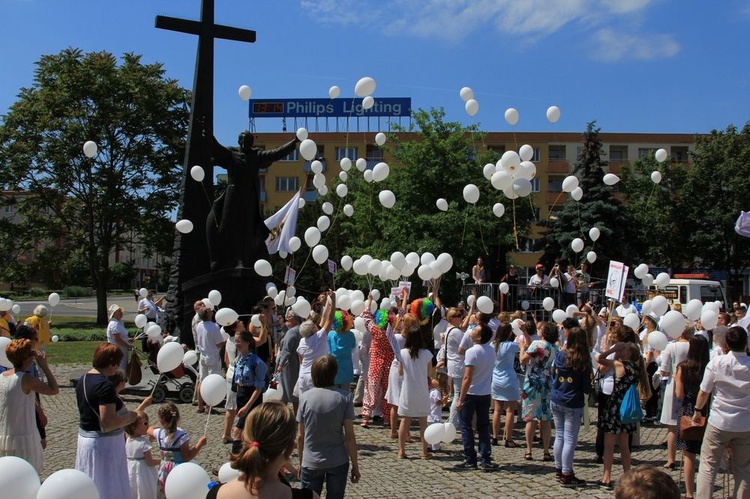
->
xmin=132 ymin=344 xmax=197 ymax=404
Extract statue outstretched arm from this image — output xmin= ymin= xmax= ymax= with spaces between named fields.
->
xmin=258 ymin=137 xmax=300 ymax=164
xmin=210 ymin=136 xmax=234 ymax=167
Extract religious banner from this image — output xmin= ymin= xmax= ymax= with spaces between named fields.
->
xmin=605 ymin=261 xmax=629 ymax=302
xmin=265 ymin=191 xmax=301 ymax=254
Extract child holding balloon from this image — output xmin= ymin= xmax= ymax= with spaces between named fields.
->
xmin=149 ymin=402 xmax=207 ymax=497
xmin=125 ymin=410 xmax=159 ymax=499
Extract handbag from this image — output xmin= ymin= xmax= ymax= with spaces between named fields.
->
xmin=588 ymin=371 xmax=602 ymax=408
xmin=127 ymin=350 xmax=142 ymax=385
xmin=680 ymin=414 xmax=706 ymax=441
xmin=619 ymin=384 xmax=644 ymax=424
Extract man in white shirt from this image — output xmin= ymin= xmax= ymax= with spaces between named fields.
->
xmin=454 ymin=323 xmax=497 ymax=471
xmin=195 ymin=307 xmax=226 ymax=413
xmin=693 ymin=326 xmax=750 ymax=499
xmin=614 ymin=296 xmax=639 ymax=318
xmin=138 ymin=291 xmax=158 ymax=322
xmin=528 ymin=264 xmax=549 ymax=288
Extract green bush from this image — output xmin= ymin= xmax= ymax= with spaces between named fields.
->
xmin=28 ymin=287 xmax=46 ymax=297
xmin=53 ymin=328 xmax=107 ymax=341
xmin=64 ymin=285 xmax=91 ymax=298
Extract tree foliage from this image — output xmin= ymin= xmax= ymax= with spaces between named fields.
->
xmin=0 ymin=48 xmax=190 ymax=322
xmin=540 ymin=122 xmax=633 ymax=275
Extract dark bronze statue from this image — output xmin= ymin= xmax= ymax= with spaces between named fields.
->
xmin=208 ymin=131 xmax=299 ymax=271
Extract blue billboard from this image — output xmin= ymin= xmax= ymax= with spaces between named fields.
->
xmin=248 ymin=98 xmax=411 ymax=118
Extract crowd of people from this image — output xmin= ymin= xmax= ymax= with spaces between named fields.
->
xmin=1 ymin=280 xmax=750 ymax=499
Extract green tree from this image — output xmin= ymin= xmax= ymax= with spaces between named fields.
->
xmin=540 ymin=122 xmax=633 ymax=275
xmin=0 ymin=48 xmax=190 ymax=323
xmin=292 ymin=108 xmax=533 ymax=303
xmin=681 ymin=124 xmax=750 ymax=298
xmin=621 ymin=154 xmax=689 ymax=270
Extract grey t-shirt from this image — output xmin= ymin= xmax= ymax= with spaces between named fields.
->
xmin=297 ymin=387 xmax=354 ymax=469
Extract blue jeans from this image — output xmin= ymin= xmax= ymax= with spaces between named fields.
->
xmin=459 ymin=393 xmax=492 ymax=465
xmin=551 ymin=401 xmax=583 ymax=474
xmin=301 ymin=462 xmax=349 ymax=499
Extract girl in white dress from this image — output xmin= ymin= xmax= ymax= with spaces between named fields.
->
xmin=659 ymin=323 xmax=693 ymax=469
xmin=125 ymin=410 xmax=159 ymax=499
xmin=397 ymin=314 xmax=433 ymax=459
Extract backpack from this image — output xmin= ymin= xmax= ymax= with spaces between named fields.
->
xmin=619 ymin=384 xmax=644 ymax=424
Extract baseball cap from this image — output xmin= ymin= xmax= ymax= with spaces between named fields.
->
xmin=535 ymin=264 xmax=544 ymax=270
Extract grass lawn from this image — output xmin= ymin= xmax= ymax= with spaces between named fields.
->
xmin=50 ymin=315 xmax=98 ymax=328
xmin=46 ymin=340 xmax=101 ymax=365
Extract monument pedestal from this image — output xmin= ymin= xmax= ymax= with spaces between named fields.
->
xmin=178 ymin=267 xmax=265 ymax=345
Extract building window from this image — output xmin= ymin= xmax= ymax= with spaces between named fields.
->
xmin=671 ymin=146 xmax=689 ymax=163
xmin=638 ymin=148 xmax=656 ymax=159
xmin=4 ymin=205 xmax=13 ymax=214
xmin=530 ymin=178 xmax=540 ymax=192
xmin=548 ymin=175 xmax=565 ymax=192
xmin=548 ymin=145 xmax=566 ymax=160
xmin=530 ymin=147 xmax=541 ymax=162
xmin=487 ymin=145 xmax=506 ymax=156
xmin=276 ymin=176 xmax=299 ymax=192
xmin=279 ymin=149 xmax=299 ymax=162
xmin=610 ymin=145 xmax=628 ymax=161
xmin=365 ymin=145 xmax=383 ymax=162
xmin=336 ymin=147 xmax=357 ymax=161
xmin=518 ymin=238 xmax=541 ymax=253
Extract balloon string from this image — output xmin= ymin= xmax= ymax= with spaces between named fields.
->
xmin=546 ymin=192 xmax=563 ymax=224
xmin=204 ymin=408 xmax=211 ymax=437
xmin=199 ymin=183 xmax=219 ymax=229
xmin=150 ymin=374 xmax=162 ymax=397
xmin=295 ymin=248 xmax=314 ymax=284
xmin=512 ymin=196 xmax=519 ymax=250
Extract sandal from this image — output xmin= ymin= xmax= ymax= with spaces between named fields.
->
xmin=221 ymin=435 xmax=232 ymax=444
xmin=543 ymin=453 xmax=553 ymax=462
xmin=397 ymin=451 xmax=407 ymax=459
xmin=389 ymin=433 xmax=398 ymax=439
xmin=524 ymin=452 xmax=533 ymax=461
xmin=663 ymin=462 xmax=676 ymax=470
xmin=505 ymin=440 xmax=520 ymax=448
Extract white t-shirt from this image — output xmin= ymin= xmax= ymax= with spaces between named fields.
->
xmin=615 ymin=303 xmax=639 ymax=317
xmin=446 ymin=327 xmax=473 ymax=379
xmin=297 ymin=328 xmax=329 ymax=375
xmin=464 ymin=342 xmax=494 ymax=396
xmin=563 ymin=272 xmax=577 ymax=293
xmin=195 ymin=321 xmax=224 ymax=363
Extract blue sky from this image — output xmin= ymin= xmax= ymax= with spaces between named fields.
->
xmin=1 ymin=0 xmax=749 ymax=145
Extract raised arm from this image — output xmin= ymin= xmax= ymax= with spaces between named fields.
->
xmin=320 ymin=290 xmax=335 ymax=332
xmin=210 ymin=136 xmax=234 ymax=166
xmin=461 ymin=290 xmax=477 ymax=330
xmin=258 ymin=137 xmax=300 ymax=164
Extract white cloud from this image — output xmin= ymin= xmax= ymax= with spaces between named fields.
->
xmin=591 ymin=28 xmax=680 ymax=61
xmin=299 ymin=0 xmax=677 ymax=61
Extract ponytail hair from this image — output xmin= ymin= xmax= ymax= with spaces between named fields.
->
xmin=157 ymin=402 xmax=180 ymax=445
xmin=230 ymin=401 xmax=296 ymax=493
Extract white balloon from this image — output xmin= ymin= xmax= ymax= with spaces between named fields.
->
xmin=0 ymin=455 xmax=40 ymax=499
xmin=341 ymin=255 xmax=353 ymax=271
xmin=521 ymin=300 xmax=530 ymax=310
xmin=465 ymin=99 xmax=479 ymax=117
xmin=436 ymin=198 xmax=448 ymax=211
xmin=292 ymin=298 xmax=312 ymax=319
xmin=175 ymin=219 xmax=193 ymax=234
xmin=208 ymin=290 xmax=222 ymax=306
xmin=250 ymin=314 xmax=262 ymax=328
xmin=552 ymin=309 xmax=567 ymax=324
xmin=296 ymin=127 xmax=308 ymax=141
xmin=663 ymin=310 xmax=687 ymax=339
xmin=343 ymin=204 xmax=354 ymax=217
xmin=317 ymin=215 xmax=331 ymax=232
xmin=519 ymin=144 xmax=534 ymax=162
xmin=372 ymin=162 xmax=390 ymax=182
xmin=442 ymin=422 xmax=457 ymax=443
xmin=351 ymin=290 xmax=365 ymax=303
xmin=491 ymin=170 xmax=512 ymax=191
xmin=338 ymin=171 xmax=348 ymax=183
xmin=424 ymin=423 xmax=446 ymax=445
xmin=183 ymin=350 xmax=198 ymax=366
xmin=642 ymin=273 xmax=654 ymax=287
xmin=571 ymin=186 xmax=583 ymax=201
xmin=0 ymin=337 xmax=11 ymax=369
xmin=375 ymin=132 xmax=387 ymax=146
xmin=254 ymin=259 xmax=273 ymax=277
xmin=312 ymin=244 xmax=329 ymax=264
xmin=238 ymin=84 xmax=252 ymax=101
xmin=362 ymin=96 xmax=375 ymax=110
xmin=218 ymin=462 xmax=242 ymax=484
xmin=417 ymin=264 xmax=433 ymax=281
xmin=356 ymin=158 xmax=367 ymax=172
xmin=379 ymin=190 xmax=395 ymax=208
xmin=436 ymin=253 xmax=454 ymax=273
xmin=405 ymin=252 xmax=420 ymax=267
xmin=263 ymin=387 xmax=283 ymax=402
xmin=654 ymin=272 xmax=671 ymax=289
xmin=648 ymin=331 xmax=669 ymax=351
xmin=350 ymin=299 xmax=366 ymax=316
xmin=642 ymin=300 xmax=653 ymax=316
xmin=300 ymin=139 xmax=317 ymax=161
xmin=463 ymin=184 xmax=480 ymax=204
xmin=499 ymin=282 xmax=509 ymax=294
xmin=566 ymin=304 xmax=580 ymax=317
xmin=684 ymin=299 xmax=703 ymax=321
xmin=286 ymin=286 xmax=297 ymax=298
xmin=48 ymin=292 xmax=60 ymax=307
xmin=289 ymin=236 xmax=301 ymax=252
xmin=304 ymin=227 xmax=321 ymax=247
xmin=549 ymin=277 xmax=560 ymax=288
xmin=135 ymin=314 xmax=148 ymax=329
xmin=146 ymin=323 xmax=162 ymax=341
xmin=368 ymin=259 xmax=383 ymax=276
xmin=83 ymin=140 xmax=98 ymax=158
xmin=215 ymin=307 xmax=239 ymax=327
xmin=165 ymin=462 xmax=211 ymax=499
xmin=634 ymin=263 xmax=649 ymax=279
xmin=157 ymin=342 xmax=184 ymax=372
xmin=603 ymin=173 xmax=620 ymax=186
xmin=623 ymin=312 xmax=640 ymax=331
xmin=542 ymin=297 xmax=555 ymax=311
xmin=571 ymin=238 xmax=584 ymax=253
xmin=190 ymin=165 xmax=205 ymax=182
xmin=651 ymin=295 xmax=669 ymax=317
xmin=311 ymin=160 xmax=323 ymax=174
xmin=546 ymin=105 xmax=561 ymax=123
xmin=459 ymin=86 xmax=474 ymax=102
xmin=589 ymin=227 xmax=600 ymax=242
xmin=363 ymin=170 xmax=373 ymax=183
xmin=481 ymin=163 xmax=494 ymax=180
xmin=504 ymin=108 xmax=519 ymax=126
xmin=492 ymin=203 xmax=505 ymax=218
xmin=512 ymin=178 xmax=532 ymax=197
xmin=328 ymin=86 xmax=340 ymax=99
xmin=200 ymin=374 xmax=227 ymax=407
xmin=518 ymin=160 xmax=536 ymax=180
xmin=500 ymin=150 xmax=521 ymax=171
xmin=587 ymin=251 xmax=597 ymax=263
xmin=313 ymin=173 xmax=326 ymax=189
xmin=37 ymin=469 xmax=97 ymax=499
xmin=11 ymin=304 xmax=20 ymax=315
xmin=655 ymin=148 xmax=668 ymax=163
xmin=298 ymin=198 xmax=306 ymax=209
xmin=355 ymin=76 xmax=376 ymax=97
xmin=562 ymin=175 xmax=579 ymax=193
xmin=390 ymin=251 xmax=406 ymax=270
xmin=337 ymin=294 xmax=352 ymax=311
xmin=476 ymin=296 xmax=493 ymax=314
xmin=701 ymin=310 xmax=718 ymax=330
xmin=651 ymin=171 xmax=662 ymax=184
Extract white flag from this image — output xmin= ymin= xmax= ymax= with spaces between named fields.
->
xmin=265 ymin=191 xmax=301 ymax=254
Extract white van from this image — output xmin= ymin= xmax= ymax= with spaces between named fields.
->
xmin=647 ymin=275 xmax=728 ymax=310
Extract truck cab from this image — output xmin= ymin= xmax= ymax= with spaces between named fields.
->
xmin=647 ymin=274 xmax=728 ymax=310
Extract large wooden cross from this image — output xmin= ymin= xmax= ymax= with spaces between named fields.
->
xmin=158 ymin=0 xmax=255 ymax=342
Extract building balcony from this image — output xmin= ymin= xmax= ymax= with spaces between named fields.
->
xmin=546 ymin=191 xmax=566 ymax=205
xmin=303 ymin=190 xmax=318 ymax=202
xmin=547 ymin=160 xmax=570 ymax=173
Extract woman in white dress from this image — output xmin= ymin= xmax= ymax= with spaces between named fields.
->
xmin=659 ymin=323 xmax=693 ymax=469
xmin=397 ymin=314 xmax=433 ymax=460
xmin=0 ymin=338 xmax=59 ymax=472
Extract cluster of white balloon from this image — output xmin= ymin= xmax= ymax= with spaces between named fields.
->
xmin=424 ymin=421 xmax=458 ymax=445
xmin=651 ymin=148 xmax=668 ymax=184
xmin=568 ymin=226 xmax=601 ymax=263
xmin=345 ymin=251 xmax=453 ymax=284
xmin=0 ymin=456 xmax=101 ymax=499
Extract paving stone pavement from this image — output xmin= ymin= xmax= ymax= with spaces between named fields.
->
xmin=41 ymin=364 xmax=732 ymax=498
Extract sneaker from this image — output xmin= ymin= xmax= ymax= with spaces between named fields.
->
xmin=491 ymin=438 xmax=499 ymax=446
xmin=555 ymin=468 xmax=563 ymax=481
xmin=478 ymin=462 xmax=499 ymax=471
xmin=560 ymin=474 xmax=586 ymax=487
xmin=453 ymin=461 xmax=478 ymax=470
xmin=595 ymin=480 xmax=613 ymax=490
